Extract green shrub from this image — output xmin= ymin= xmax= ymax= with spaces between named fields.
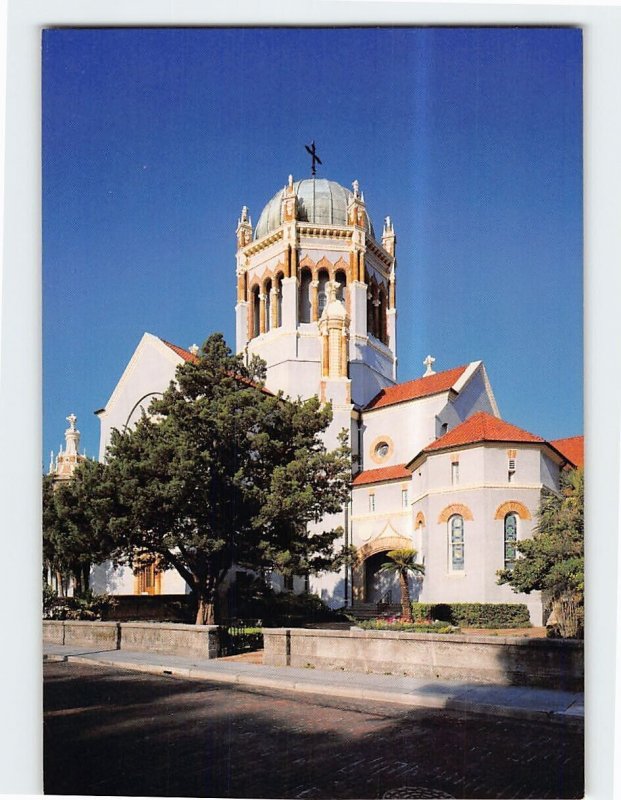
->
xmin=411 ymin=602 xmax=530 ymax=628
xmin=43 ymin=587 xmax=116 ymax=621
xmin=356 ymin=620 xmax=457 ymax=634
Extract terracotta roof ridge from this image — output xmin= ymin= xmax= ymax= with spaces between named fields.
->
xmin=365 ymin=363 xmax=470 ymax=410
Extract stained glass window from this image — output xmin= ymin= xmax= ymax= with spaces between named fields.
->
xmin=504 ymin=513 xmax=518 ymax=570
xmin=450 ymin=515 xmax=464 ymax=571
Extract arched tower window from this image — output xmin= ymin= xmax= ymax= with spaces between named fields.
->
xmin=378 ymin=285 xmax=387 ymax=344
xmin=251 ymin=285 xmax=260 ymax=338
xmin=367 ymin=279 xmax=376 ymax=338
xmin=335 ymin=269 xmax=346 ymax=302
xmin=299 ymin=268 xmax=312 ymax=323
xmin=317 ymin=269 xmax=329 ymax=317
xmin=449 ymin=514 xmax=465 ymax=572
xmin=264 ymin=278 xmax=272 ymax=333
xmin=504 ymin=513 xmax=518 ymax=570
xmin=275 ymin=272 xmax=283 ymax=328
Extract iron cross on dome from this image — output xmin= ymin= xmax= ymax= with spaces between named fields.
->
xmin=305 ymin=141 xmax=322 ymax=176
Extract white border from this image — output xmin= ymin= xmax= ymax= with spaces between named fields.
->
xmin=1 ymin=2 xmax=619 ymax=797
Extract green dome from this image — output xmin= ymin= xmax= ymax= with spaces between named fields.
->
xmin=254 ymin=178 xmax=374 ymax=240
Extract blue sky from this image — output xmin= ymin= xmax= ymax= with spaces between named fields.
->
xmin=42 ymin=27 xmax=582 ymax=465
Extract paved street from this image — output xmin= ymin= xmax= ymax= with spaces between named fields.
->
xmin=44 ymin=661 xmax=583 ymax=799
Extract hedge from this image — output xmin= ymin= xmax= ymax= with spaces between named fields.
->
xmin=411 ymin=602 xmax=531 ymax=628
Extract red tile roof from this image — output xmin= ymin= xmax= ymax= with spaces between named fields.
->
xmin=423 ymin=412 xmax=545 ymax=454
xmin=161 ymin=339 xmax=200 ymax=363
xmin=550 ymin=436 xmax=584 ymax=468
xmin=352 ymin=463 xmax=411 ymax=486
xmin=365 ymin=365 xmax=469 ymax=410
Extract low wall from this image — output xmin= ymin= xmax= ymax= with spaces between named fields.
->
xmin=43 ymin=620 xmax=218 ymax=659
xmin=120 ymin=622 xmax=219 ymax=659
xmin=263 ymin=628 xmax=583 ymax=690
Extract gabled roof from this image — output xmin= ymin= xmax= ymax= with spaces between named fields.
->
xmin=161 ymin=337 xmax=274 ymax=396
xmin=160 ymin=339 xmax=199 ymax=364
xmin=422 ymin=412 xmax=545 ymax=454
xmin=365 ymin=365 xmax=469 ymax=410
xmin=551 ymin=436 xmax=584 ymax=468
xmin=351 ymin=463 xmax=411 ymax=486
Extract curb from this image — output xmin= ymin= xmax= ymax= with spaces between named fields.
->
xmin=45 ymin=652 xmax=583 ymax=727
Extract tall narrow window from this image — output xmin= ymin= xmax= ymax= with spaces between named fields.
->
xmin=449 ymin=515 xmax=465 ymax=571
xmin=401 ymin=488 xmax=408 ymax=508
xmin=451 ymin=460 xmax=459 ymax=485
xmin=252 ymin=286 xmax=260 ymax=338
xmin=298 ymin=269 xmax=312 ymax=323
xmin=369 ymin=494 xmax=376 ymax=512
xmin=275 ymin=274 xmax=283 ymax=327
xmin=317 ymin=269 xmax=329 ymax=317
xmin=264 ymin=279 xmax=272 ymax=332
xmin=335 ymin=270 xmax=346 ymax=301
xmin=504 ymin=513 xmax=518 ymax=570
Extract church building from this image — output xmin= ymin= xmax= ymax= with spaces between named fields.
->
xmin=89 ymin=174 xmax=582 ymax=625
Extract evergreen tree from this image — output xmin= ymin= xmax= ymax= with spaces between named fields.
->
xmin=497 ymin=467 xmax=584 ymax=638
xmin=43 ymin=460 xmax=115 ymax=596
xmin=99 ymin=333 xmax=352 ymax=624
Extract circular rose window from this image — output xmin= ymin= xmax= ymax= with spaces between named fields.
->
xmin=375 ymin=441 xmax=390 ymax=458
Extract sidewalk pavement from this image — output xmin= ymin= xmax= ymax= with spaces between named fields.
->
xmin=43 ymin=643 xmax=583 ymax=726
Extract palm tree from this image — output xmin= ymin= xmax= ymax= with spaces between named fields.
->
xmin=379 ymin=549 xmax=425 ymax=622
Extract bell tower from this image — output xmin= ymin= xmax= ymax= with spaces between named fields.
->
xmin=234 ymin=175 xmax=397 ymax=423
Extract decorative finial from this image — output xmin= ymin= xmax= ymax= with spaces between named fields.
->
xmin=188 ymin=344 xmax=199 ymax=356
xmin=240 ymin=205 xmax=249 ymax=223
xmin=352 ymin=179 xmax=360 ymax=198
xmin=49 ymin=450 xmax=55 ymax=474
xmin=288 ymin=174 xmax=294 ymax=190
xmin=384 ymin=216 xmax=392 ymax=233
xmin=66 ymin=413 xmax=77 ymax=430
xmin=304 ymin=141 xmax=322 ymax=177
xmin=423 ymin=355 xmax=436 ymax=377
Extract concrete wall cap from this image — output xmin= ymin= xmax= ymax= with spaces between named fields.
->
xmin=119 ymin=622 xmax=218 ymax=632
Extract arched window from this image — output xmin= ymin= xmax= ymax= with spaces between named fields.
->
xmin=504 ymin=513 xmax=518 ymax=570
xmin=298 ymin=269 xmax=312 ymax=323
xmin=449 ymin=515 xmax=465 ymax=571
xmin=367 ymin=282 xmax=376 ymax=338
xmin=251 ymin=286 xmax=260 ymax=338
xmin=275 ymin=273 xmax=283 ymax=327
xmin=378 ymin=285 xmax=387 ymax=344
xmin=335 ymin=269 xmax=347 ymax=302
xmin=264 ymin=279 xmax=272 ymax=333
xmin=317 ymin=269 xmax=329 ymax=317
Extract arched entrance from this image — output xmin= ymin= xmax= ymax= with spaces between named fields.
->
xmin=353 ymin=534 xmax=415 ymax=603
xmin=364 ymin=551 xmax=399 ymax=604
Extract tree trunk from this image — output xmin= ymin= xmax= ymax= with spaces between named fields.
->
xmin=399 ymin=571 xmax=413 ymax=622
xmin=195 ymin=585 xmax=216 ymax=625
xmin=553 ymin=593 xmax=581 ymax=638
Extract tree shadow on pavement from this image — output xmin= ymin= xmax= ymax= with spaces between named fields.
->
xmin=44 ymin=662 xmax=583 ymax=799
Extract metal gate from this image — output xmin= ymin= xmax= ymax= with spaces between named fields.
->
xmin=219 ymin=619 xmax=263 ymax=656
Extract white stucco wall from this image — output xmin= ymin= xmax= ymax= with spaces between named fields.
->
xmin=96 ymin=333 xmax=181 ymax=461
xmin=360 ymin=393 xmax=451 ymax=469
xmin=408 ymin=443 xmax=563 ymax=625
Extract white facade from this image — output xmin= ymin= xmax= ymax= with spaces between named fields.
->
xmin=90 ymin=174 xmax=579 ymax=624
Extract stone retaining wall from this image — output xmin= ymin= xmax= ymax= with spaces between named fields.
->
xmin=263 ymin=627 xmax=583 ymax=690
xmin=43 ymin=620 xmax=218 ymax=659
xmin=120 ymin=622 xmax=219 ymax=659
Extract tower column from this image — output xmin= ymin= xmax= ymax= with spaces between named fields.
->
xmin=310 ymin=280 xmax=320 ymax=322
xmin=259 ymin=293 xmax=267 ymax=334
xmin=270 ymin=286 xmax=280 ymax=328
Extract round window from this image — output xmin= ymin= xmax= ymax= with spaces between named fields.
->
xmin=375 ymin=441 xmax=390 ymax=458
